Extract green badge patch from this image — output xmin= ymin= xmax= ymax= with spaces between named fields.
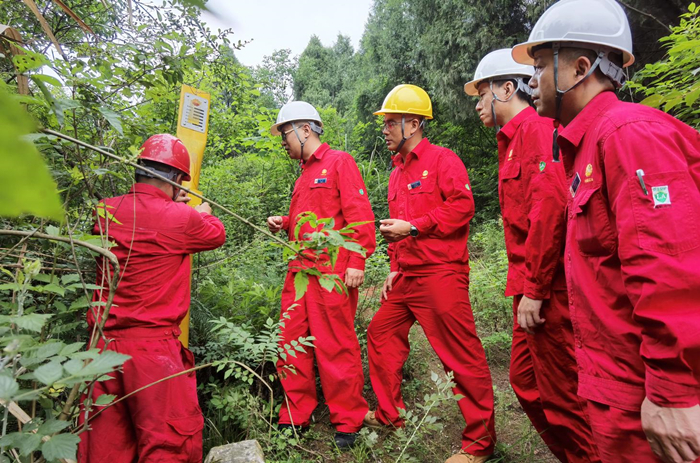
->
xmin=539 ymin=161 xmax=546 ymax=172
xmin=359 ymin=189 xmax=364 ymax=195
xmin=465 ymin=184 xmax=471 ymax=191
xmin=652 ymin=185 xmax=670 ymax=207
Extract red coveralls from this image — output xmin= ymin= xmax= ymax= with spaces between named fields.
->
xmin=78 ymin=184 xmax=226 ymax=463
xmin=367 ymin=138 xmax=496 ymax=456
xmin=498 ymin=107 xmax=599 ymax=462
xmin=277 ymin=143 xmax=376 ymax=433
xmin=558 ymin=91 xmax=700 ymax=463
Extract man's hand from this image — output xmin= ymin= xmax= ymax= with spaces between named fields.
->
xmin=517 ymin=296 xmax=545 ymax=334
xmin=642 ymin=398 xmax=700 ymax=463
xmin=380 ymin=219 xmax=412 ymax=243
xmin=174 ymin=189 xmax=191 ymax=203
xmin=345 ymin=268 xmax=365 ymax=288
xmin=267 ymin=216 xmax=284 ymax=233
xmin=381 ymin=271 xmax=400 ymax=300
xmin=195 ymin=202 xmax=212 ymax=215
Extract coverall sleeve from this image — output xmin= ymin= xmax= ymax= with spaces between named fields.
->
xmin=411 ymin=151 xmax=475 ymax=237
xmin=522 ymin=124 xmax=568 ymax=300
xmin=338 ymin=156 xmax=376 ymax=271
xmin=281 ymin=215 xmax=290 ymax=233
xmin=181 ymin=208 xmax=227 ymax=254
xmin=604 ymin=121 xmax=700 ymax=408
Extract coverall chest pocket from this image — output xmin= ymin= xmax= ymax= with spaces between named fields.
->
xmin=408 ymin=178 xmax=437 ymax=217
xmin=629 ymin=171 xmax=700 ymax=255
xmin=500 ymin=161 xmax=522 ymax=212
xmin=573 ymin=186 xmax=618 ymax=256
xmin=308 ymin=176 xmax=336 ymax=207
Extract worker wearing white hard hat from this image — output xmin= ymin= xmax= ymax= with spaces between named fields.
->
xmin=466 ymin=48 xmax=600 ymax=462
xmin=267 ymin=100 xmax=376 ymax=450
xmin=513 ymin=1 xmax=700 ymax=462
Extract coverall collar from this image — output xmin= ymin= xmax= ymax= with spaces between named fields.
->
xmin=301 ymin=142 xmax=331 ymax=170
xmin=498 ymin=106 xmax=537 ymax=143
xmin=130 ymin=182 xmax=174 ymax=201
xmin=558 ymin=91 xmax=618 ymax=149
xmin=392 ymin=138 xmax=431 ymax=167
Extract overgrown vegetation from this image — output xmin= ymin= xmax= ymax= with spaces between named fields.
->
xmin=0 ymin=0 xmax=695 ymax=461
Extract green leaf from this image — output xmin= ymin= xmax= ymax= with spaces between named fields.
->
xmin=41 ymin=433 xmax=80 ymax=461
xmin=0 ymin=374 xmax=20 ymax=400
xmin=94 ymin=394 xmax=117 ymax=406
xmin=293 ymin=272 xmax=309 ymax=301
xmin=0 ymin=84 xmax=64 ymax=221
xmin=30 ymin=74 xmax=62 ymax=88
xmin=13 ymin=313 xmax=52 ymax=332
xmin=639 ymin=93 xmax=664 ymax=108
xmin=318 ymin=275 xmax=335 ymax=292
xmin=76 ymin=350 xmax=130 ymax=378
xmin=38 ymin=419 xmax=71 ymax=436
xmin=60 ymin=342 xmax=85 ymax=356
xmin=35 ymin=342 xmax=65 ymax=359
xmin=34 ymin=361 xmax=64 ymax=385
xmin=17 ymin=433 xmax=43 ymax=456
xmin=41 ymin=283 xmax=66 ymax=296
xmin=98 ymin=107 xmax=123 ymax=135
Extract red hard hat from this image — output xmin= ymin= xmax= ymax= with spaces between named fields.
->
xmin=139 ymin=134 xmax=191 ymax=181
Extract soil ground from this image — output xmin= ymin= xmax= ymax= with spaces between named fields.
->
xmin=287 ymin=321 xmax=559 ymax=463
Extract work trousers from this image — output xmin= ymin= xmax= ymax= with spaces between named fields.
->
xmin=510 ymin=293 xmax=600 ymax=462
xmin=367 ymin=271 xmax=496 ymax=456
xmin=78 ymin=326 xmax=203 ymax=463
xmin=277 ymin=272 xmax=368 ymax=433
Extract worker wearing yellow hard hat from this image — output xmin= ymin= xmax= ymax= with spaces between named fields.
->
xmin=366 ymin=84 xmax=497 ymax=463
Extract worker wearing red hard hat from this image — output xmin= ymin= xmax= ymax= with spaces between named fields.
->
xmin=267 ymin=101 xmax=376 ymax=449
xmin=365 ymin=84 xmax=496 ymax=463
xmin=78 ymin=134 xmax=226 ymax=462
xmin=513 ymin=0 xmax=700 ymax=462
xmin=465 ymin=49 xmax=600 ymax=462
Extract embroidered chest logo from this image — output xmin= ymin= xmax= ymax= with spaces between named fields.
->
xmin=422 ymin=170 xmax=429 ymax=178
xmin=408 ymin=180 xmax=422 ymax=190
xmin=321 ymin=169 xmax=328 ymax=176
xmin=314 ymin=178 xmax=327 ymax=184
xmin=652 ymin=185 xmax=671 ymax=207
xmin=584 ymin=163 xmax=595 ymax=183
xmin=507 ymin=149 xmax=514 ymax=161
xmin=539 ymin=161 xmax=546 ymax=172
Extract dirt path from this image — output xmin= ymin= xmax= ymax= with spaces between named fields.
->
xmin=294 ymin=324 xmax=558 ymax=462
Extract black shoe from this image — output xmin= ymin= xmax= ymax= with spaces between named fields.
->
xmin=277 ymin=424 xmax=309 ymax=435
xmin=334 ymin=432 xmax=358 ymax=449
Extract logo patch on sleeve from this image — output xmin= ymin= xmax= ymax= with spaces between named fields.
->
xmin=539 ymin=161 xmax=546 ymax=172
xmin=652 ymin=185 xmax=671 ymax=207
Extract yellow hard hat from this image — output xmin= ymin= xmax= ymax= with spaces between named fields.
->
xmin=374 ymin=84 xmax=433 ymax=119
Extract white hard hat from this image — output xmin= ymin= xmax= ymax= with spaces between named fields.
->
xmin=464 ymin=49 xmax=534 ymax=96
xmin=512 ymin=0 xmax=634 ymax=68
xmin=270 ymin=101 xmax=323 ymax=135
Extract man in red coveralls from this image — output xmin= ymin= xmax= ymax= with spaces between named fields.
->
xmin=364 ymin=84 xmax=496 ymax=463
xmin=465 ymin=49 xmax=599 ymax=462
xmin=513 ymin=0 xmax=700 ymax=462
xmin=266 ymin=101 xmax=376 ymax=449
xmin=78 ymin=134 xmax=226 ymax=462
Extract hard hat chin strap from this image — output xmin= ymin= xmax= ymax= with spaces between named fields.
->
xmin=291 ymin=122 xmax=309 ymax=160
xmin=396 ymin=115 xmax=425 ymax=153
xmin=552 ymin=42 xmax=624 ymax=162
xmin=135 ymin=163 xmax=183 ymax=201
xmin=488 ymin=78 xmax=527 ymax=132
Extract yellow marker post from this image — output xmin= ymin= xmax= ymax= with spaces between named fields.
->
xmin=176 ymin=85 xmax=211 ymax=347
